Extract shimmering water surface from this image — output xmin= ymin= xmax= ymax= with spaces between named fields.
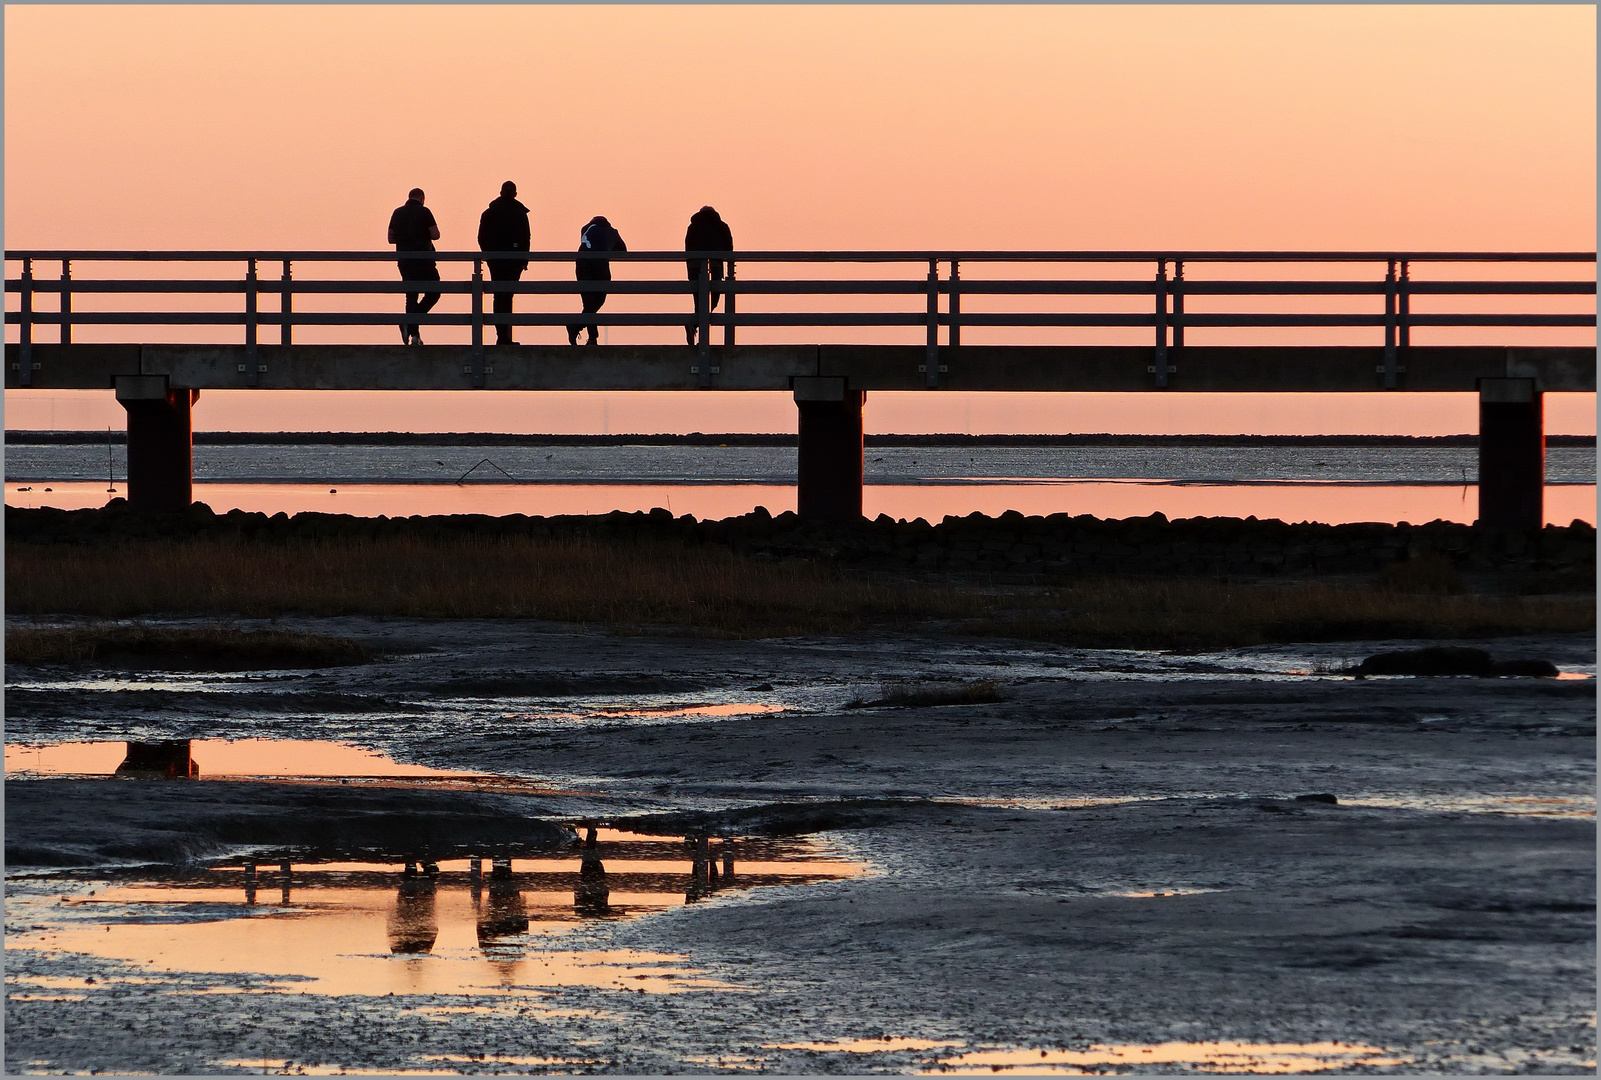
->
xmin=6 ymin=831 xmax=868 ymax=1002
xmin=7 ymin=443 xmax=1595 ymax=523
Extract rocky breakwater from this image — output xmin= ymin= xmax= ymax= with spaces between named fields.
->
xmin=7 ymin=501 xmax=1594 ymax=588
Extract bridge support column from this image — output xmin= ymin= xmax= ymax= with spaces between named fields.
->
xmin=116 ymin=376 xmax=197 ymax=512
xmin=1477 ymin=377 xmax=1543 ymax=531
xmin=794 ymin=377 xmax=864 ymax=522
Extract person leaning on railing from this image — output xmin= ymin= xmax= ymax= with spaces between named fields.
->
xmin=684 ymin=206 xmax=733 ymax=346
xmin=568 ymin=216 xmax=627 ymax=347
xmin=478 ymin=181 xmax=531 ymax=346
xmin=387 ymin=187 xmax=441 ymax=346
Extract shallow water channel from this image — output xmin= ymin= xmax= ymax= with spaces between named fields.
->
xmin=7 ymin=830 xmax=867 ymax=1002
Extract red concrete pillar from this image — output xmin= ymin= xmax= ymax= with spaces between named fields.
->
xmin=1477 ymin=377 xmax=1543 ymax=531
xmin=795 ymin=377 xmax=864 ymax=522
xmin=116 ymin=376 xmax=197 ymax=512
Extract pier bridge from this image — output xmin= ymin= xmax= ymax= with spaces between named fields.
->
xmin=6 ymin=249 xmax=1595 ymax=527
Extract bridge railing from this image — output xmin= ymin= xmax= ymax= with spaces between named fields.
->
xmin=5 ymin=249 xmax=1594 ymax=388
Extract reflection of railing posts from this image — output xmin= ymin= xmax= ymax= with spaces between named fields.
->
xmin=1171 ymin=259 xmax=1184 ymax=351
xmin=471 ymin=258 xmax=485 ymax=388
xmin=19 ymin=257 xmax=34 ymax=386
xmin=1153 ymin=259 xmax=1170 ymax=387
xmin=59 ymin=259 xmax=72 ymax=345
xmin=925 ymin=259 xmax=940 ymax=388
xmin=245 ymin=258 xmax=259 ymax=386
xmin=280 ymin=260 xmax=293 ymax=346
xmin=1383 ymin=259 xmax=1399 ymax=389
xmin=696 ymin=258 xmax=713 ymax=384
xmin=721 ymin=840 xmax=734 ymax=880
xmin=724 ymin=260 xmax=736 ymax=347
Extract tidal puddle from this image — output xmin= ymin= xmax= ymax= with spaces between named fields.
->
xmin=1342 ymin=793 xmax=1597 ymax=818
xmin=4 ymin=738 xmax=470 ymax=781
xmin=6 ymin=831 xmax=867 ymax=1002
xmin=924 ymin=1040 xmax=1409 ymax=1074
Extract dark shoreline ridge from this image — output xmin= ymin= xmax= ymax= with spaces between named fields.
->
xmin=9 ymin=503 xmax=1593 ymax=586
xmin=8 ymin=431 xmax=1598 ymax=448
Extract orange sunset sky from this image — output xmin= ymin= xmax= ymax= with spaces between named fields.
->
xmin=4 ymin=4 xmax=1595 ymax=435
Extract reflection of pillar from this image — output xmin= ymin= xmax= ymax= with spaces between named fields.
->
xmin=115 ymin=740 xmax=198 ymax=780
xmin=721 ymin=841 xmax=735 ymax=881
xmin=387 ymin=878 xmax=439 ymax=954
xmin=1478 ymin=378 xmax=1544 ymax=531
xmin=584 ymin=825 xmax=598 ymax=849
xmin=491 ymin=857 xmax=513 ymax=880
xmin=575 ymin=852 xmax=611 ymax=917
xmin=116 ymin=376 xmax=198 ymax=513
xmin=686 ymin=834 xmax=711 ymax=903
xmin=477 ymin=878 xmax=530 ymax=946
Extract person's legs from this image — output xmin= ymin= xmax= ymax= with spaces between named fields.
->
xmin=685 ymin=262 xmax=701 ymax=345
xmin=413 ymin=264 xmax=442 ymax=344
xmin=397 ymin=260 xmax=416 ymax=342
xmin=488 ymin=262 xmax=519 ymax=345
xmin=582 ymin=292 xmax=606 ymax=345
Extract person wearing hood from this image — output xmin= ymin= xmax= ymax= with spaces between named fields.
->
xmin=568 ymin=216 xmax=627 ymax=346
xmin=477 ymin=181 xmax=531 ymax=345
xmin=684 ymin=206 xmax=733 ymax=346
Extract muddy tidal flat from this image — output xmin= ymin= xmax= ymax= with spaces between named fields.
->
xmin=5 ymin=618 xmax=1595 ymax=1075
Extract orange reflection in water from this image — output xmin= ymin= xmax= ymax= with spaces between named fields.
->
xmin=7 ymin=481 xmax=1595 ymax=526
xmin=3 ymin=738 xmax=465 ymax=779
xmin=927 ymin=1041 xmax=1408 ymax=1074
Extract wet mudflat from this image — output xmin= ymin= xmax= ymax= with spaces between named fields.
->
xmin=5 ymin=617 xmax=1595 ymax=1074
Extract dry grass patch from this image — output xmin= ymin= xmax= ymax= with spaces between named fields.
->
xmin=6 ymin=536 xmax=1593 ymax=650
xmin=7 ymin=624 xmax=372 ymax=669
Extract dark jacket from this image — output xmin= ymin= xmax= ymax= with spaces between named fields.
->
xmin=684 ymin=206 xmax=732 ymax=280
xmin=389 ymin=200 xmax=438 ymax=252
xmin=576 ymin=217 xmax=627 ymax=282
xmin=478 ymin=196 xmax=531 ymax=272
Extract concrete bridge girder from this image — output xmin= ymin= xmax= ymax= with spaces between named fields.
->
xmin=7 ymin=342 xmax=1592 ymax=528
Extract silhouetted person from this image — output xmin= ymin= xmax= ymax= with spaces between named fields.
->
xmin=575 ymin=851 xmax=611 ymax=917
xmin=568 ymin=216 xmax=627 ymax=346
xmin=478 ymin=181 xmax=531 ymax=346
xmin=684 ymin=206 xmax=732 ymax=346
xmin=388 ymin=187 xmax=441 ymax=345
xmin=387 ymin=875 xmax=439 ymax=954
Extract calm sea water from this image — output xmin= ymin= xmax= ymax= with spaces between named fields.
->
xmin=6 ymin=444 xmax=1595 ymax=525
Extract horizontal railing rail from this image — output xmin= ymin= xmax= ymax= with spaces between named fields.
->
xmin=6 ymin=249 xmax=1594 ymax=390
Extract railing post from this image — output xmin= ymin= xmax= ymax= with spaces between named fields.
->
xmin=925 ymin=259 xmax=940 ymax=388
xmin=1382 ymin=259 xmax=1398 ymax=389
xmin=1171 ymin=259 xmax=1184 ymax=350
xmin=1153 ymin=259 xmax=1169 ymax=387
xmin=724 ymin=259 xmax=736 ymax=347
xmin=59 ymin=259 xmax=72 ymax=346
xmin=697 ymin=258 xmax=712 ymax=386
xmin=471 ymin=258 xmax=485 ymax=388
xmin=948 ymin=259 xmax=960 ymax=348
xmin=18 ymin=257 xmax=33 ymax=386
xmin=1397 ymin=259 xmax=1410 ymax=350
xmin=245 ymin=257 xmax=259 ymax=386
xmin=281 ymin=260 xmax=293 ymax=346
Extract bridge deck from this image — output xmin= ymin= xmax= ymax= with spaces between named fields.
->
xmin=6 ymin=343 xmax=1595 ymax=393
